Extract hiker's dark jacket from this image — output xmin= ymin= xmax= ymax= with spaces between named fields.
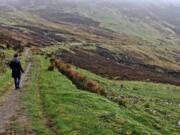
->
xmin=10 ymin=58 xmax=24 ymax=78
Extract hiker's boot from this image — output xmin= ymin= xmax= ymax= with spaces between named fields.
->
xmin=15 ymin=86 xmax=20 ymax=90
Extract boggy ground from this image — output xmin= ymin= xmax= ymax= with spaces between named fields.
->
xmin=57 ymin=48 xmax=180 ymax=86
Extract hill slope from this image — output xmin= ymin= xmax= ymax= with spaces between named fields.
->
xmin=17 ymin=54 xmax=180 ymax=135
xmin=0 ymin=0 xmax=180 ymax=75
xmin=0 ymin=1 xmax=180 ymax=134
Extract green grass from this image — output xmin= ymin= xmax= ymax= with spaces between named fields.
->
xmin=0 ymin=49 xmax=27 ymax=96
xmin=4 ymin=49 xmax=177 ymax=134
xmin=6 ymin=50 xmax=177 ymax=135
xmin=64 ymin=4 xmax=171 ymax=43
xmin=21 ymin=55 xmax=180 ymax=135
xmin=0 ymin=49 xmax=14 ymax=97
xmin=0 ymin=6 xmax=179 ymax=134
xmin=63 ymin=4 xmax=180 ymax=71
xmin=73 ymin=66 xmax=180 ymax=135
xmin=0 ymin=69 xmax=12 ymax=96
xmin=21 ymin=56 xmax=53 ymax=135
xmin=38 ymin=56 xmax=159 ymax=135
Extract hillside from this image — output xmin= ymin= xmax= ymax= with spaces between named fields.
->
xmin=0 ymin=0 xmax=180 ymax=134
xmin=0 ymin=0 xmax=180 ymax=73
xmin=0 ymin=49 xmax=179 ymax=134
xmin=2 ymin=51 xmax=180 ymax=134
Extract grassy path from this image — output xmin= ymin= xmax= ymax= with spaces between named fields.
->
xmin=34 ymin=55 xmax=180 ymax=135
xmin=22 ymin=55 xmax=163 ymax=135
xmin=1 ymin=53 xmax=179 ymax=135
xmin=0 ymin=49 xmax=35 ymax=133
xmin=20 ymin=55 xmax=54 ymax=135
xmin=0 ymin=49 xmax=27 ymax=98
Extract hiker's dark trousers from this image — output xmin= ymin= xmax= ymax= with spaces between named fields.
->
xmin=14 ymin=77 xmax=21 ymax=88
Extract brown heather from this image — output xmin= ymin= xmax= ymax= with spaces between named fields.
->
xmin=54 ymin=59 xmax=107 ymax=96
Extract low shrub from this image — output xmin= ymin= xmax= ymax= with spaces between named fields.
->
xmin=110 ymin=91 xmax=119 ymax=97
xmin=54 ymin=59 xmax=107 ymax=96
xmin=118 ymin=98 xmax=128 ymax=107
xmin=31 ymin=48 xmax=43 ymax=55
xmin=48 ymin=65 xmax=54 ymax=71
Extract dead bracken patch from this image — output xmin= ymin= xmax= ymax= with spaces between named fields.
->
xmin=53 ymin=58 xmax=130 ymax=108
xmin=54 ymin=59 xmax=107 ymax=96
xmin=57 ymin=48 xmax=180 ymax=86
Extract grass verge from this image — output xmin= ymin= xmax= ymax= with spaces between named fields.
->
xmin=21 ymin=55 xmax=180 ymax=135
xmin=25 ymin=55 xmax=164 ymax=135
xmin=21 ymin=56 xmax=54 ymax=135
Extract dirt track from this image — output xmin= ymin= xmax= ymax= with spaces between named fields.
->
xmin=0 ymin=49 xmax=35 ymax=134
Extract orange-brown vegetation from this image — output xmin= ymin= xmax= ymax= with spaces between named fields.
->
xmin=52 ymin=58 xmax=130 ymax=108
xmin=58 ymin=48 xmax=180 ymax=86
xmin=31 ymin=47 xmax=44 ymax=55
xmin=54 ymin=59 xmax=107 ymax=96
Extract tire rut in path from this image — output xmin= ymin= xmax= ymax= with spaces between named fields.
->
xmin=0 ymin=51 xmax=33 ymax=132
xmin=33 ymin=58 xmax=56 ymax=135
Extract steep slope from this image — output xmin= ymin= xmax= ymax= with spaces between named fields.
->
xmin=19 ymin=55 xmax=180 ymax=135
xmin=0 ymin=0 xmax=179 ymax=83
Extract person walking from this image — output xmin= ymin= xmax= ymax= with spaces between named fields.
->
xmin=10 ymin=53 xmax=24 ymax=89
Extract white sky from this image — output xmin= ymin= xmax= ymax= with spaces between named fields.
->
xmin=2 ymin=0 xmax=180 ymax=4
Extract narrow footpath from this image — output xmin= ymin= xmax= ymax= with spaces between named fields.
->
xmin=0 ymin=49 xmax=34 ymax=134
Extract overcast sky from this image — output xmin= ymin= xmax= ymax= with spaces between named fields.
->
xmin=1 ymin=0 xmax=180 ymax=5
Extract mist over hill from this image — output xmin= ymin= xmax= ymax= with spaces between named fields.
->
xmin=2 ymin=0 xmax=180 ymax=5
xmin=1 ymin=0 xmax=180 ymax=36
xmin=0 ymin=0 xmax=180 ymax=78
xmin=0 ymin=1 xmax=180 ymax=134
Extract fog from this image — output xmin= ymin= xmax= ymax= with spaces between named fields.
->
xmin=1 ymin=0 xmax=180 ymax=11
xmin=2 ymin=0 xmax=180 ymax=4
